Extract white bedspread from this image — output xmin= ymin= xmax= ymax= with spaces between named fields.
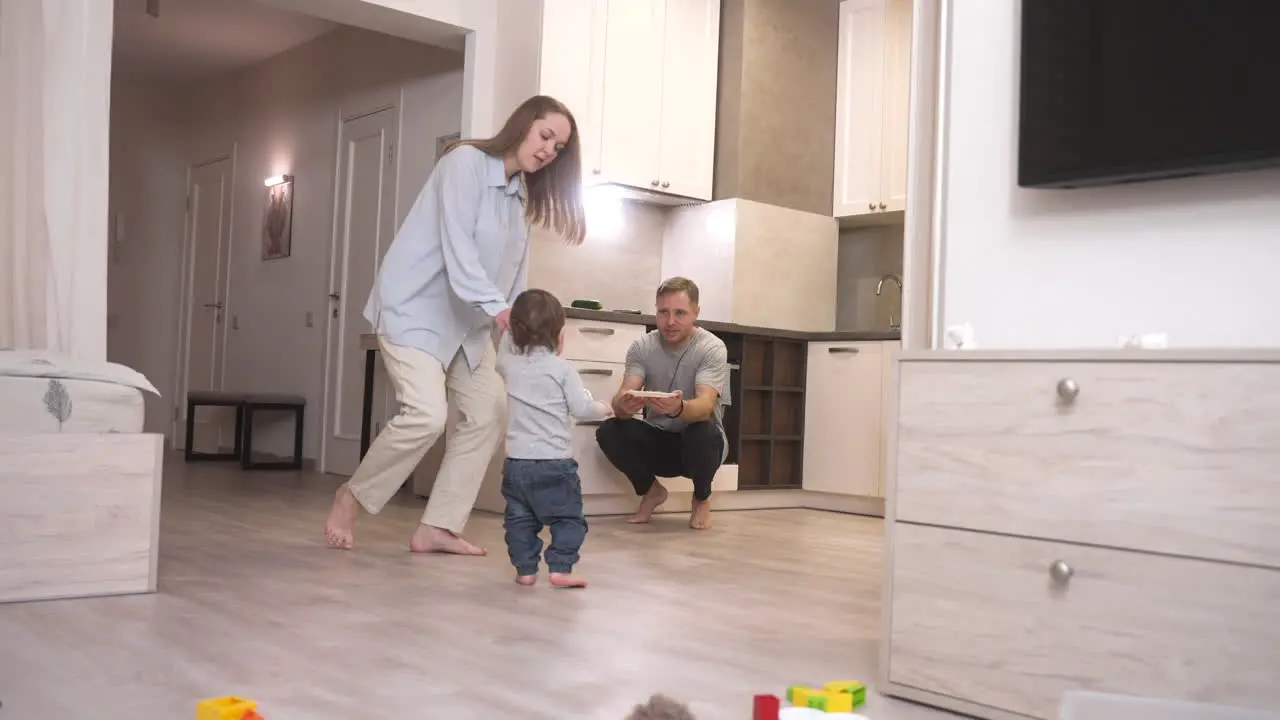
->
xmin=0 ymin=351 xmax=159 ymax=433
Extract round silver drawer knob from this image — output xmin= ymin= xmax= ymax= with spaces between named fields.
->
xmin=1049 ymin=559 xmax=1074 ymax=583
xmin=1056 ymin=378 xmax=1080 ymax=401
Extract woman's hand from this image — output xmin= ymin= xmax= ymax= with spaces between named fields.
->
xmin=495 ymin=308 xmax=511 ymax=332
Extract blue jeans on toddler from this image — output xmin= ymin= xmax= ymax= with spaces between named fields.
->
xmin=502 ymin=457 xmax=587 ymax=576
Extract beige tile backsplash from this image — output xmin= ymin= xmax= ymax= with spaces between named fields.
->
xmin=527 ymin=201 xmax=667 ymax=312
xmin=836 ymin=223 xmax=905 ymax=331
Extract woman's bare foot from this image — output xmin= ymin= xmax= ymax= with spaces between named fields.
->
xmin=323 ymin=484 xmax=360 ymax=549
xmin=626 ymin=483 xmax=668 ymax=524
xmin=409 ymin=523 xmax=488 ymax=555
xmin=690 ymin=498 xmax=712 ymax=530
xmin=549 ymin=572 xmax=587 ymax=588
xmin=515 ymin=573 xmax=536 ymax=586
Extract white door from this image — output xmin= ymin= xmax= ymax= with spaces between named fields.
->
xmin=322 ymin=107 xmax=400 ymax=476
xmin=177 ymin=156 xmax=234 ymax=451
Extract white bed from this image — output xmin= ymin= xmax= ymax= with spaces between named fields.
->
xmin=0 ymin=350 xmax=164 ymax=604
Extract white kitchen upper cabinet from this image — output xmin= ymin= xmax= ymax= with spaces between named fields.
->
xmin=833 ymin=0 xmax=912 ymax=218
xmin=537 ymin=0 xmax=720 ymax=203
xmin=537 ymin=0 xmax=608 ymax=186
xmin=654 ymin=0 xmax=720 ymax=201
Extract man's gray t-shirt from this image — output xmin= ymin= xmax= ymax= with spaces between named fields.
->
xmin=624 ymin=328 xmax=731 ymax=447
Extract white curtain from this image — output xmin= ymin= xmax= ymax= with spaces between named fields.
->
xmin=0 ymin=0 xmax=52 ymax=351
xmin=0 ymin=0 xmax=111 ymax=360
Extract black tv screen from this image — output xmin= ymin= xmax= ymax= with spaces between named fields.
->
xmin=1017 ymin=0 xmax=1280 ymax=188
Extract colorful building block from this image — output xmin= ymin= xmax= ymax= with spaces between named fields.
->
xmin=820 ymin=680 xmax=866 ymax=708
xmin=806 ymin=691 xmax=854 ymax=713
xmin=196 ymin=696 xmax=258 ymax=720
xmin=786 ymin=685 xmax=815 ymax=707
xmin=753 ymin=693 xmax=782 ymax=720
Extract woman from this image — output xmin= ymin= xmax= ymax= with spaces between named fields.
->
xmin=324 ymin=95 xmax=587 ymax=555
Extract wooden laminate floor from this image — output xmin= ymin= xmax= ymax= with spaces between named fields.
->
xmin=0 ymin=456 xmax=957 ymax=720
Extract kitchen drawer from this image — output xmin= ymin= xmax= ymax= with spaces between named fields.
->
xmin=894 ymin=359 xmax=1280 ymax=568
xmin=570 ymin=359 xmax=625 ymax=405
xmin=562 ymin=319 xmax=647 ymax=363
xmin=888 ymin=523 xmax=1280 ymax=720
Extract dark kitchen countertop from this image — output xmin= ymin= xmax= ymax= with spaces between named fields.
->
xmin=564 ymin=307 xmax=901 ymax=342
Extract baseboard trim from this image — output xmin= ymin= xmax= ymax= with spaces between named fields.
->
xmin=574 ymin=489 xmax=883 ymax=518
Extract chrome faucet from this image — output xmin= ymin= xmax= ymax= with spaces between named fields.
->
xmin=875 ymin=273 xmax=903 ymax=330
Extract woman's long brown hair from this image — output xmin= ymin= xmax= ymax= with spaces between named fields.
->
xmin=446 ymin=95 xmax=587 ymax=245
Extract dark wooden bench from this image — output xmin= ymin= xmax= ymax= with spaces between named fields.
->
xmin=185 ymin=390 xmax=247 ymax=463
xmin=240 ymin=393 xmax=305 ymax=471
xmin=184 ymin=391 xmax=305 ymax=470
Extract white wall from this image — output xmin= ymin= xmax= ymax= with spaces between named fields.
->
xmin=108 ymin=27 xmax=464 ymax=456
xmin=939 ymin=1 xmax=1280 ymax=349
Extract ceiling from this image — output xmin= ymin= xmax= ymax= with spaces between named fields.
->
xmin=112 ymin=0 xmax=340 ymax=86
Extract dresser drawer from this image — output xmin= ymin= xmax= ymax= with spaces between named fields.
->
xmin=894 ymin=359 xmax=1280 ymax=568
xmin=562 ymin=319 xmax=647 ymax=363
xmin=887 ymin=523 xmax=1280 ymax=720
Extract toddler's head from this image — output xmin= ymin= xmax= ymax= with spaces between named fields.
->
xmin=625 ymin=694 xmax=696 ymax=720
xmin=510 ymin=289 xmax=565 ymax=354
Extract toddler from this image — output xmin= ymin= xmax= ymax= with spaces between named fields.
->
xmin=496 ymin=289 xmax=610 ymax=588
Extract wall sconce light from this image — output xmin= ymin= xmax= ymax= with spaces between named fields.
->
xmin=264 ymin=174 xmax=293 ymax=187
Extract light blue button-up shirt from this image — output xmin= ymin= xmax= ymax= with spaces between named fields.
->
xmin=363 ymin=144 xmax=529 ymax=371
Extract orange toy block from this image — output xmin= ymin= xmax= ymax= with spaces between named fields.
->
xmin=196 ymin=696 xmax=258 ymax=720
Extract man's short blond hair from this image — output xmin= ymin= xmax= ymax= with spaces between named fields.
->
xmin=656 ymin=276 xmax=699 ymax=305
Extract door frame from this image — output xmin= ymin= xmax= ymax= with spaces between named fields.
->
xmin=319 ymin=100 xmax=404 ymax=474
xmin=171 ymin=148 xmax=238 ymax=445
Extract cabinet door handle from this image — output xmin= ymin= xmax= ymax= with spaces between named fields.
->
xmin=868 ymin=203 xmax=876 ymax=210
xmin=579 ymin=327 xmax=615 ymax=336
xmin=727 ymin=363 xmax=741 ymax=370
xmin=828 ymin=347 xmax=860 ymax=354
xmin=878 ymin=202 xmax=886 ymax=209
xmin=578 ymin=368 xmax=614 ymax=376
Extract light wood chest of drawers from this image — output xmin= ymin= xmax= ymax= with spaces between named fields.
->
xmin=881 ymin=350 xmax=1280 ymax=720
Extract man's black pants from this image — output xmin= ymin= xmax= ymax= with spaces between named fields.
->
xmin=595 ymin=418 xmax=724 ymax=502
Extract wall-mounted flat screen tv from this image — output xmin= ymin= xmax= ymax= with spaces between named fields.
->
xmin=1017 ymin=0 xmax=1280 ymax=188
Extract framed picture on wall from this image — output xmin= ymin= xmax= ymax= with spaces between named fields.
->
xmin=436 ymin=132 xmax=461 ymax=162
xmin=262 ymin=177 xmax=294 ymax=261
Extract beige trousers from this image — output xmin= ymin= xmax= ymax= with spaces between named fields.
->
xmin=346 ymin=335 xmax=505 ymax=534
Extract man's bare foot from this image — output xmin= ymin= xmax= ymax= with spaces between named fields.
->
xmin=690 ymin=498 xmax=712 ymax=530
xmin=324 ymin=484 xmax=360 ymax=549
xmin=549 ymin=572 xmax=588 ymax=589
xmin=515 ymin=573 xmax=536 ymax=586
xmin=626 ymin=483 xmax=668 ymax=524
xmin=409 ymin=524 xmax=488 ymax=556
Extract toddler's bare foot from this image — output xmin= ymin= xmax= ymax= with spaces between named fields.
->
xmin=515 ymin=574 xmax=537 ymax=586
xmin=409 ymin=524 xmax=488 ymax=555
xmin=626 ymin=483 xmax=668 ymax=524
xmin=323 ymin=484 xmax=359 ymax=549
xmin=549 ymin=572 xmax=587 ymax=588
xmin=690 ymin=498 xmax=712 ymax=530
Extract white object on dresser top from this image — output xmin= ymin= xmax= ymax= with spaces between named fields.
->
xmin=0 ymin=350 xmax=159 ymax=394
xmin=0 ymin=375 xmax=145 ymax=434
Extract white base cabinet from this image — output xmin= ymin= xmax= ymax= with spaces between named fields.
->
xmin=802 ymin=340 xmax=898 ymax=497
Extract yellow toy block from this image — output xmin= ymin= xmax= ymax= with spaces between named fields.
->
xmin=196 ymin=695 xmax=258 ymax=720
xmin=786 ymin=685 xmax=815 ymax=707
xmin=822 ymin=681 xmax=861 ymax=694
xmin=806 ymin=690 xmax=854 ymax=713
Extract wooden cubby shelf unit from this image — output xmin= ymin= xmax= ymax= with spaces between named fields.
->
xmin=735 ymin=335 xmax=807 ymax=489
